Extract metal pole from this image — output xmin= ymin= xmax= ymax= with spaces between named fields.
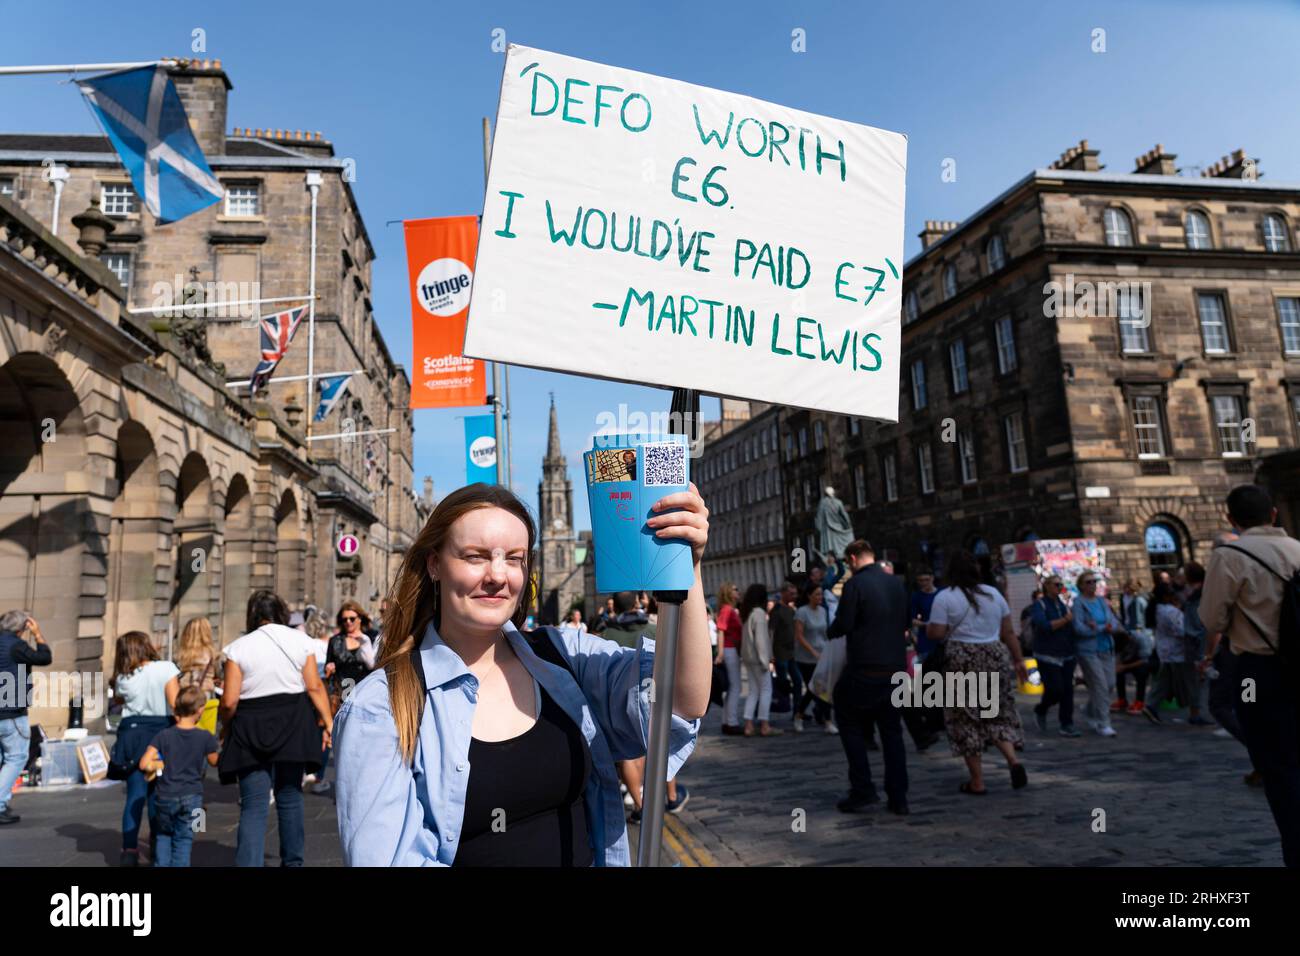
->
xmin=637 ymin=387 xmax=699 ymax=868
xmin=306 ymin=427 xmax=397 ymax=442
xmin=305 ymin=171 xmax=322 ymax=441
xmin=226 ymin=369 xmax=362 ymax=388
xmin=505 ymin=365 xmax=514 ymax=493
xmin=482 ymin=117 xmax=505 ymax=487
xmin=0 ymin=61 xmax=162 ymax=75
xmin=128 ymin=293 xmax=315 ymax=315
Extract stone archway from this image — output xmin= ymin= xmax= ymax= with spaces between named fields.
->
xmin=172 ymin=452 xmax=215 ymax=639
xmin=0 ymin=353 xmax=91 ymax=676
xmin=218 ymin=474 xmax=254 ymax=645
xmin=108 ymin=420 xmax=165 ymax=650
xmin=274 ymin=488 xmax=305 ymax=609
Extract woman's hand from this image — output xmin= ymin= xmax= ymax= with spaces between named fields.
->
xmin=647 ymin=482 xmax=709 ymax=566
xmin=713 ymin=650 xmax=724 ymax=666
xmin=1015 ymin=661 xmax=1029 ymax=684
xmin=325 ymin=662 xmax=336 ymax=678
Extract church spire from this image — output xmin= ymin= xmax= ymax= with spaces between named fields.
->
xmin=545 ymin=392 xmax=563 ymax=464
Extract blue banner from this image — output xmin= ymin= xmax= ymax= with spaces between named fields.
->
xmin=465 ymin=414 xmax=498 ymax=484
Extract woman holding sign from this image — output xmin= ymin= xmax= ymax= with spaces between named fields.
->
xmin=333 ymin=482 xmax=712 ymax=866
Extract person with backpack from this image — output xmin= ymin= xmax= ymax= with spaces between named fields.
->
xmin=175 ymin=617 xmax=222 ymax=735
xmin=1200 ymin=484 xmax=1300 ymax=867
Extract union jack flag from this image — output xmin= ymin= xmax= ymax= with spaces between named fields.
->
xmin=248 ymin=305 xmax=308 ymax=391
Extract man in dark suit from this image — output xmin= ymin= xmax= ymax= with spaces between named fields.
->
xmin=827 ymin=540 xmax=911 ymax=815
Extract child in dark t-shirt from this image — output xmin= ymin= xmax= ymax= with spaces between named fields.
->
xmin=139 ymin=685 xmax=219 ymax=867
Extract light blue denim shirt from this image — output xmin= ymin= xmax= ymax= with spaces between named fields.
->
xmin=1072 ymin=595 xmax=1117 ymax=656
xmin=333 ymin=619 xmax=699 ymax=866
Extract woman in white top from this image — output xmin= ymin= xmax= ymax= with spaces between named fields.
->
xmin=220 ymin=590 xmax=332 ymax=867
xmin=110 ymin=630 xmax=179 ymax=866
xmin=740 ymin=583 xmax=782 ymax=737
xmin=926 ymin=552 xmax=1029 ymax=795
xmin=559 ymin=608 xmax=588 ymax=640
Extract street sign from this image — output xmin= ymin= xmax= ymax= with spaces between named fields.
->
xmin=337 ymin=534 xmax=360 ymax=557
xmin=465 ymin=44 xmax=907 ymax=421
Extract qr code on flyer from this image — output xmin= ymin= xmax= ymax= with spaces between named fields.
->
xmin=642 ymin=442 xmax=687 ymax=487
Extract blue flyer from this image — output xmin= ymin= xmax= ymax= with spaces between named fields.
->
xmin=584 ymin=433 xmax=694 ymax=593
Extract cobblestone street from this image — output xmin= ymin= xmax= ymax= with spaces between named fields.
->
xmin=5 ymin=680 xmax=1281 ymax=867
xmin=666 ymin=684 xmax=1283 ymax=866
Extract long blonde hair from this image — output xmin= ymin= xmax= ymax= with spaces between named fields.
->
xmin=717 ymin=582 xmax=738 ymax=608
xmin=177 ymin=617 xmax=215 ymax=674
xmin=377 ymin=483 xmax=538 ymax=762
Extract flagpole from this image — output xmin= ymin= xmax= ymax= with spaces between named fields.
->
xmin=226 ymin=369 xmax=361 ymax=389
xmin=306 ymin=427 xmax=397 ymax=442
xmin=0 ymin=61 xmax=163 ymax=76
xmin=305 ymin=170 xmax=322 ymax=441
xmin=505 ymin=365 xmax=514 ymax=493
xmin=127 ymin=293 xmax=315 ymax=315
xmin=482 ymin=117 xmax=505 ymax=488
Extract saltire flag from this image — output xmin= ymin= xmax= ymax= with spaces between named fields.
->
xmin=249 ymin=305 xmax=308 ymax=391
xmin=78 ymin=65 xmax=223 ymax=224
xmin=314 ymin=373 xmax=352 ymax=422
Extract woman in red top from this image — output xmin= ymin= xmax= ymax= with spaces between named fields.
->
xmin=716 ymin=583 xmax=744 ymax=735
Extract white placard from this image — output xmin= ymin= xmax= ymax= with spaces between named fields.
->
xmin=465 ymin=45 xmax=907 ymax=421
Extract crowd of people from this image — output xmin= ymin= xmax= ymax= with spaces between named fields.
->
xmin=696 ymin=484 xmax=1299 ymax=866
xmin=0 ymin=481 xmax=1296 ymax=867
xmin=0 ymin=591 xmax=392 ymax=867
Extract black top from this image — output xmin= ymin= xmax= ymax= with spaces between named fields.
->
xmin=217 ymin=692 xmax=323 ymax=784
xmin=768 ymin=603 xmax=796 ymax=661
xmin=149 ymin=726 xmax=219 ymax=798
xmin=327 ymin=633 xmax=372 ymax=695
xmin=826 ymin=564 xmax=910 ymax=673
xmin=0 ymin=630 xmax=52 ymax=719
xmin=452 ymin=681 xmax=593 ymax=867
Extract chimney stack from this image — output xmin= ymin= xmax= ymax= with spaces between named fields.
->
xmin=919 ymin=219 xmax=959 ymax=250
xmin=1202 ymin=149 xmax=1258 ymax=180
xmin=167 ymin=58 xmax=232 ymax=156
xmin=1133 ymin=143 xmax=1177 ymax=176
xmin=1050 ymin=139 xmax=1102 ymax=172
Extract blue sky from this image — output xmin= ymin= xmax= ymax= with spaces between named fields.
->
xmin=4 ymin=0 xmax=1299 ymax=531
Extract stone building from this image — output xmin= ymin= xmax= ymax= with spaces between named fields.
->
xmin=695 ymin=140 xmax=1300 ymax=591
xmin=696 ymin=401 xmax=788 ymax=599
xmin=849 ymin=140 xmax=1300 ymax=584
xmin=0 ymin=60 xmax=425 ymax=732
xmin=536 ymin=398 xmax=584 ymax=623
